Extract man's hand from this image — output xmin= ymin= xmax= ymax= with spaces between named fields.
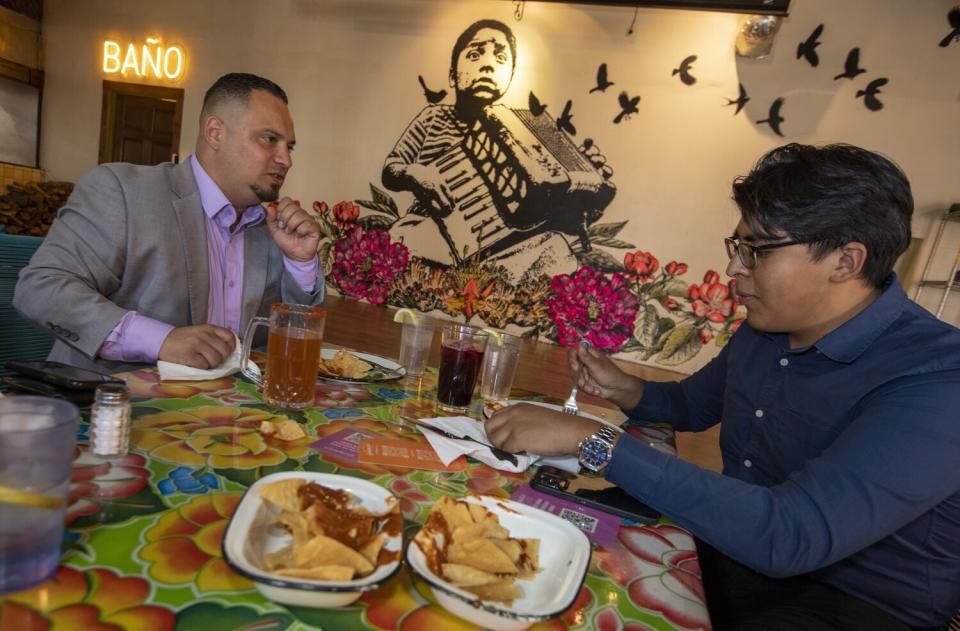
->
xmin=570 ymin=345 xmax=644 ymax=410
xmin=265 ymin=197 xmax=321 ymax=262
xmin=485 ymin=403 xmax=604 ymax=456
xmin=159 ymin=325 xmax=236 ymax=369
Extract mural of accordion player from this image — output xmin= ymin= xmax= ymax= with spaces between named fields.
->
xmin=35 ymin=0 xmax=960 ymax=375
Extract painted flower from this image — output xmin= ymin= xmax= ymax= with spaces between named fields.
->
xmin=314 ymin=382 xmax=377 ymax=408
xmin=118 ymin=369 xmax=236 ymax=400
xmin=67 ymin=445 xmax=151 ymax=524
xmin=665 ymin=260 xmax=688 ymax=276
xmin=545 ymin=266 xmax=640 ymax=352
xmin=687 ymin=270 xmax=735 ymax=323
xmin=140 ymin=493 xmax=251 ymax=593
xmin=131 ymin=406 xmax=312 ymax=469
xmin=332 ymin=226 xmax=410 ymax=304
xmin=331 ymin=200 xmax=360 ymax=226
xmin=624 ymin=251 xmax=659 ymax=283
xmin=156 ymin=466 xmax=220 ymax=495
xmin=464 ymin=464 xmax=522 ymax=498
xmin=0 ymin=566 xmax=175 ymax=631
xmin=388 ymin=478 xmax=431 ymax=518
xmin=313 ymin=200 xmax=330 ymax=217
xmin=595 ymin=524 xmax=710 ymax=630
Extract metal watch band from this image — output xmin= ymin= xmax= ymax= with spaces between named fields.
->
xmin=578 ymin=425 xmax=619 ymax=472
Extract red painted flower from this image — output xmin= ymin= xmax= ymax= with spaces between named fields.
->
xmin=314 ymin=382 xmax=377 ymax=408
xmin=331 ymin=200 xmax=360 ymax=226
xmin=546 ymin=266 xmax=640 ymax=352
xmin=662 ymin=297 xmax=679 ymax=310
xmin=67 ymin=445 xmax=151 ymax=524
xmin=0 ymin=566 xmax=175 ymax=630
xmin=313 ymin=200 xmax=330 ymax=216
xmin=332 ymin=226 xmax=410 ymax=305
xmin=688 ymin=270 xmax=735 ymax=323
xmin=665 ymin=261 xmax=688 ymax=276
xmin=623 ymin=251 xmax=659 ymax=283
xmin=595 ymin=524 xmax=710 ymax=630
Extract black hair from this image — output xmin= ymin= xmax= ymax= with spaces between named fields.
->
xmin=732 ymin=143 xmax=913 ymax=287
xmin=201 ymin=72 xmax=288 ymax=113
xmin=449 ymin=19 xmax=517 ymax=83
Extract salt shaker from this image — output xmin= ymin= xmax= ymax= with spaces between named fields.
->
xmin=89 ymin=382 xmax=132 ymax=457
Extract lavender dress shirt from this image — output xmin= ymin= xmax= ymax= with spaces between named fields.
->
xmin=99 ymin=156 xmax=318 ymax=363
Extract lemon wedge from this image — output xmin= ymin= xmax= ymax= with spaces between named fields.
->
xmin=481 ymin=327 xmax=504 ymax=346
xmin=393 ymin=308 xmax=420 ymax=325
xmin=0 ymin=483 xmax=65 ymax=510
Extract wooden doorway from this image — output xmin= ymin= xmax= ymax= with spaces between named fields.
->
xmin=99 ymin=81 xmax=183 ymax=165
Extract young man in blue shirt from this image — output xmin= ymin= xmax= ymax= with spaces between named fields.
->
xmin=487 ymin=143 xmax=960 ymax=629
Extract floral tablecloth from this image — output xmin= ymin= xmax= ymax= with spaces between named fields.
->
xmin=0 ymin=368 xmax=710 ymax=631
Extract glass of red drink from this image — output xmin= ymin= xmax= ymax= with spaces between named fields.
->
xmin=436 ymin=323 xmax=490 ymax=413
xmin=241 ymin=303 xmax=326 ymax=410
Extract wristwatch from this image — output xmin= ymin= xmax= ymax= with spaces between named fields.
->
xmin=577 ymin=425 xmax=619 ymax=473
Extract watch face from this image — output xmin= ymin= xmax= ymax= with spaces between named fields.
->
xmin=579 ymin=437 xmax=611 ymax=472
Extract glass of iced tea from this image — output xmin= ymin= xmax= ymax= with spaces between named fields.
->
xmin=241 ymin=303 xmax=326 ymax=410
xmin=436 ymin=323 xmax=489 ymax=413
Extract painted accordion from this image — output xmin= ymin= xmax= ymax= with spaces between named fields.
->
xmin=431 ymin=105 xmax=615 ymax=263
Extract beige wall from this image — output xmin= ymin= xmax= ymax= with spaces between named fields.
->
xmin=38 ymin=0 xmax=960 ymax=370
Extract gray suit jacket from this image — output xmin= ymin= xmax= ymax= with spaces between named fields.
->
xmin=13 ymin=159 xmax=324 ymax=372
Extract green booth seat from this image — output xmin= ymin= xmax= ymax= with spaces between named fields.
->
xmin=0 ymin=232 xmax=54 ymax=377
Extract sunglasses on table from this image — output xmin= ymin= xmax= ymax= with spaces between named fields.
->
xmin=724 ymin=237 xmax=806 ymax=270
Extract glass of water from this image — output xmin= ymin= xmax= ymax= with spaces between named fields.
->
xmin=479 ymin=331 xmax=522 ymax=402
xmin=0 ymin=396 xmax=78 ymax=594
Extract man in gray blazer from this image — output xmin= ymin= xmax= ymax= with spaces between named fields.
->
xmin=14 ymin=73 xmax=324 ymax=372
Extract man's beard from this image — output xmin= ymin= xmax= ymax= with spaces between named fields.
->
xmin=251 ymin=183 xmax=280 ymax=203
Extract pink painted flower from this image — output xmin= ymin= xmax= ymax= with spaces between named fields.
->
xmin=387 ymin=479 xmax=430 ymax=518
xmin=595 ymin=524 xmax=710 ymax=630
xmin=688 ymin=270 xmax=735 ymax=323
xmin=313 ymin=200 xmax=330 ymax=216
xmin=67 ymin=445 xmax=151 ymax=524
xmin=545 ymin=266 xmax=639 ymax=352
xmin=624 ymin=251 xmax=659 ymax=283
xmin=332 ymin=226 xmax=409 ymax=305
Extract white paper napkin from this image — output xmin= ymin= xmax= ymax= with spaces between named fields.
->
xmin=157 ymin=334 xmax=259 ymax=381
xmin=416 ymin=416 xmax=580 ymax=474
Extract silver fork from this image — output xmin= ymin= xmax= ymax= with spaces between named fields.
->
xmin=562 ymin=340 xmax=589 ymax=415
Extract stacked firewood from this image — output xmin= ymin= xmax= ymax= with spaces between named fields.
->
xmin=0 ymin=181 xmax=74 ymax=236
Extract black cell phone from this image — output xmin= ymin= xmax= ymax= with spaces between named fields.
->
xmin=6 ymin=360 xmax=124 ymax=391
xmin=530 ymin=465 xmax=660 ymax=524
xmin=1 ymin=375 xmax=96 ymax=406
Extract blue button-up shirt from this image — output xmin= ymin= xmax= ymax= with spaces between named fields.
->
xmin=607 ymin=276 xmax=960 ymax=626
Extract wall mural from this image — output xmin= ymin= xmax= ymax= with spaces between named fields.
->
xmin=310 ymin=18 xmax=745 ymax=367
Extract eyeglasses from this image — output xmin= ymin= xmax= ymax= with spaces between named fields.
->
xmin=724 ymin=237 xmax=804 ymax=270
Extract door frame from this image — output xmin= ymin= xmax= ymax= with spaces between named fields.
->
xmin=98 ymin=80 xmax=184 ymax=164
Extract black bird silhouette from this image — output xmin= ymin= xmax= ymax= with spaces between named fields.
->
xmin=589 ymin=63 xmax=614 ymax=93
xmin=613 ymin=91 xmax=640 ymax=124
xmin=556 ymin=100 xmax=576 ymax=136
xmin=417 ymin=75 xmax=446 ymax=104
xmin=723 ymin=83 xmax=750 ymax=115
xmin=529 ymin=91 xmax=548 ymax=116
xmin=756 ymin=98 xmax=785 ymax=137
xmin=671 ymin=55 xmax=698 ymax=86
xmin=797 ymin=24 xmax=824 ymax=67
xmin=856 ymin=77 xmax=888 ymax=112
xmin=833 ymin=48 xmax=866 ymax=80
xmin=939 ymin=6 xmax=960 ymax=47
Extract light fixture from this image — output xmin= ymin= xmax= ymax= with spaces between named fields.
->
xmin=735 ymin=14 xmax=782 ymax=58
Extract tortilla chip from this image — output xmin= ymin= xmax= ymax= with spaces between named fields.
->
xmin=275 ymin=419 xmax=307 ymax=441
xmin=465 ymin=578 xmax=521 ymax=603
xmin=275 ymin=565 xmax=356 ymax=581
xmin=442 ymin=563 xmax=501 ymax=587
xmin=489 ymin=538 xmax=522 ymax=564
xmin=295 ymin=534 xmax=375 ymax=575
xmin=318 ymin=350 xmax=372 ymax=379
xmin=259 ymin=479 xmax=303 ymax=512
xmin=436 ymin=497 xmax=475 ymax=532
xmin=447 ymin=538 xmax=518 ymax=574
xmin=259 ymin=420 xmax=277 ymax=437
xmin=261 ymin=545 xmax=294 ymax=571
xmin=275 ymin=510 xmax=312 ymax=548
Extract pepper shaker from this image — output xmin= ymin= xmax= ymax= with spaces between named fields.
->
xmin=89 ymin=382 xmax=132 ymax=457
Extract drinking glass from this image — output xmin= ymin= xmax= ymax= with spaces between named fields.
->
xmin=241 ymin=303 xmax=326 ymax=410
xmin=436 ymin=323 xmax=489 ymax=413
xmin=479 ymin=332 xmax=521 ymax=402
xmin=0 ymin=396 xmax=79 ymax=594
xmin=399 ymin=320 xmax=435 ymax=377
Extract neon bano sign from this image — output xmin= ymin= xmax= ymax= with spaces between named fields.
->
xmin=102 ymin=37 xmax=185 ymax=81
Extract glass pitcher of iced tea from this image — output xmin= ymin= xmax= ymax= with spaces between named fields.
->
xmin=240 ymin=303 xmax=326 ymax=410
